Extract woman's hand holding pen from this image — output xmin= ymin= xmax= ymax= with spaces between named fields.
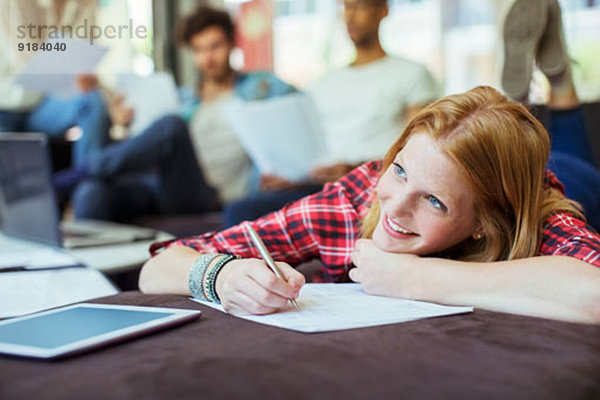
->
xmin=215 ymin=259 xmax=305 ymax=316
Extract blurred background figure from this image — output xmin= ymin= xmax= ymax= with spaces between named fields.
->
xmin=65 ymin=5 xmax=295 ymax=222
xmin=0 ymin=0 xmax=111 ymax=166
xmin=501 ymin=0 xmax=599 ymax=230
xmin=223 ymin=0 xmax=439 ymax=227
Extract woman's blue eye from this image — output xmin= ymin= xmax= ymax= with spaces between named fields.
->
xmin=427 ymin=195 xmax=445 ymax=211
xmin=392 ymin=162 xmax=406 ymax=177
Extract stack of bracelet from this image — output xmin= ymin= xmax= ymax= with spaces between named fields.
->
xmin=188 ymin=253 xmax=240 ymax=303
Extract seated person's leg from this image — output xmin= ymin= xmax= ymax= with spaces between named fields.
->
xmin=222 ymin=184 xmax=322 ymax=228
xmin=70 ymin=90 xmax=111 ymax=165
xmin=95 ymin=114 xmax=220 ymax=214
xmin=501 ymin=0 xmax=598 ymax=230
xmin=501 ymin=0 xmax=547 ymax=101
xmin=543 ymin=54 xmax=595 ymax=165
xmin=548 ymin=152 xmax=600 ymax=231
xmin=24 ymin=90 xmax=110 ymax=166
xmin=73 ymin=114 xmax=220 ymax=218
xmin=86 ymin=115 xmax=192 ymax=177
xmin=548 ymin=107 xmax=596 ymax=166
xmin=73 ymin=174 xmax=159 ymax=222
xmin=156 ymin=166 xmax=220 ymax=216
xmin=0 ymin=111 xmax=27 ymax=132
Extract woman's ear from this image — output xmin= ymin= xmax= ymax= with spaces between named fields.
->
xmin=472 ymin=222 xmax=485 ymax=241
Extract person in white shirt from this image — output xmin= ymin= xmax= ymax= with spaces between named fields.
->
xmin=310 ymin=55 xmax=439 ymax=169
xmin=223 ymin=0 xmax=438 ymax=227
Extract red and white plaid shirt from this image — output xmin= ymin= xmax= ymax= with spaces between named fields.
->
xmin=150 ymin=161 xmax=600 ymax=282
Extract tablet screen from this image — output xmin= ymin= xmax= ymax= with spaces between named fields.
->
xmin=0 ymin=303 xmax=201 ymax=358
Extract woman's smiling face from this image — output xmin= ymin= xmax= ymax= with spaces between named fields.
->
xmin=372 ymin=133 xmax=481 ymax=255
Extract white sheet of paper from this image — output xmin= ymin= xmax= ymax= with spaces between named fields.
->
xmin=193 ymin=283 xmax=473 ymax=332
xmin=15 ymin=38 xmax=107 ymax=96
xmin=0 ymin=267 xmax=118 ymax=319
xmin=0 ymin=248 xmax=81 ymax=270
xmin=221 ymin=93 xmax=328 ymax=181
xmin=117 ymin=72 xmax=180 ymax=136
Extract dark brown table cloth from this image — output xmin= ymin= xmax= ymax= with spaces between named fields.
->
xmin=1 ymin=291 xmax=599 ymax=400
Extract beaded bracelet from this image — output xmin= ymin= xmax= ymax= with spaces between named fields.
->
xmin=205 ymin=254 xmax=240 ymax=303
xmin=188 ymin=253 xmax=220 ymax=301
xmin=202 ymin=255 xmax=224 ymax=302
xmin=201 ymin=255 xmax=226 ymax=300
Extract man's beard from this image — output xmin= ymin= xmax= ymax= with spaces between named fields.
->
xmin=203 ymin=66 xmax=233 ymax=83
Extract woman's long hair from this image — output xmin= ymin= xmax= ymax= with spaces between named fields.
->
xmin=361 ymin=86 xmax=582 ymax=261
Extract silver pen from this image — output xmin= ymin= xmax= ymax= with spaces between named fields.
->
xmin=245 ymin=224 xmax=300 ymax=310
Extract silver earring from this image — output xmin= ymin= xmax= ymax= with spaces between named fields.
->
xmin=473 ymin=233 xmax=483 ymax=240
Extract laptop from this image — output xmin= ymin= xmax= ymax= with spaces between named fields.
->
xmin=0 ymin=133 xmax=157 ymax=249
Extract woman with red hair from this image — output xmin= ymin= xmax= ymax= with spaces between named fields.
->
xmin=139 ymin=85 xmax=600 ymax=324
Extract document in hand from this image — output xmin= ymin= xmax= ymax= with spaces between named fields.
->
xmin=116 ymin=72 xmax=180 ymax=136
xmin=221 ymin=93 xmax=328 ymax=181
xmin=15 ymin=38 xmax=107 ymax=97
xmin=192 ymin=283 xmax=473 ymax=333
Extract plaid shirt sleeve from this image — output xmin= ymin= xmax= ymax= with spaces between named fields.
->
xmin=149 ymin=161 xmax=382 ymax=282
xmin=538 ymin=170 xmax=600 ymax=267
xmin=539 ymin=213 xmax=600 ymax=267
xmin=149 ymin=165 xmax=599 ymax=273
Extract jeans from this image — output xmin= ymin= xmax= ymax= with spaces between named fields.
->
xmin=73 ymin=115 xmax=220 ymax=221
xmin=548 ymin=108 xmax=595 ymax=165
xmin=0 ymin=90 xmax=110 ymax=166
xmin=222 ymin=184 xmax=323 ymax=228
xmin=547 ymin=108 xmax=599 ymax=230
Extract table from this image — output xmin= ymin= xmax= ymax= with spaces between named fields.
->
xmin=1 ymin=291 xmax=598 ymax=400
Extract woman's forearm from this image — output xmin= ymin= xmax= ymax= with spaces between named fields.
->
xmin=421 ymin=256 xmax=600 ymax=324
xmin=138 ymin=246 xmax=199 ymax=295
xmin=138 ymin=245 xmax=305 ymax=315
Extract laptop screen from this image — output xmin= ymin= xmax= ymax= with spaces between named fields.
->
xmin=0 ymin=133 xmax=62 ymax=246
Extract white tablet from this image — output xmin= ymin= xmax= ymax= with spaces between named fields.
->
xmin=0 ymin=303 xmax=201 ymax=359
